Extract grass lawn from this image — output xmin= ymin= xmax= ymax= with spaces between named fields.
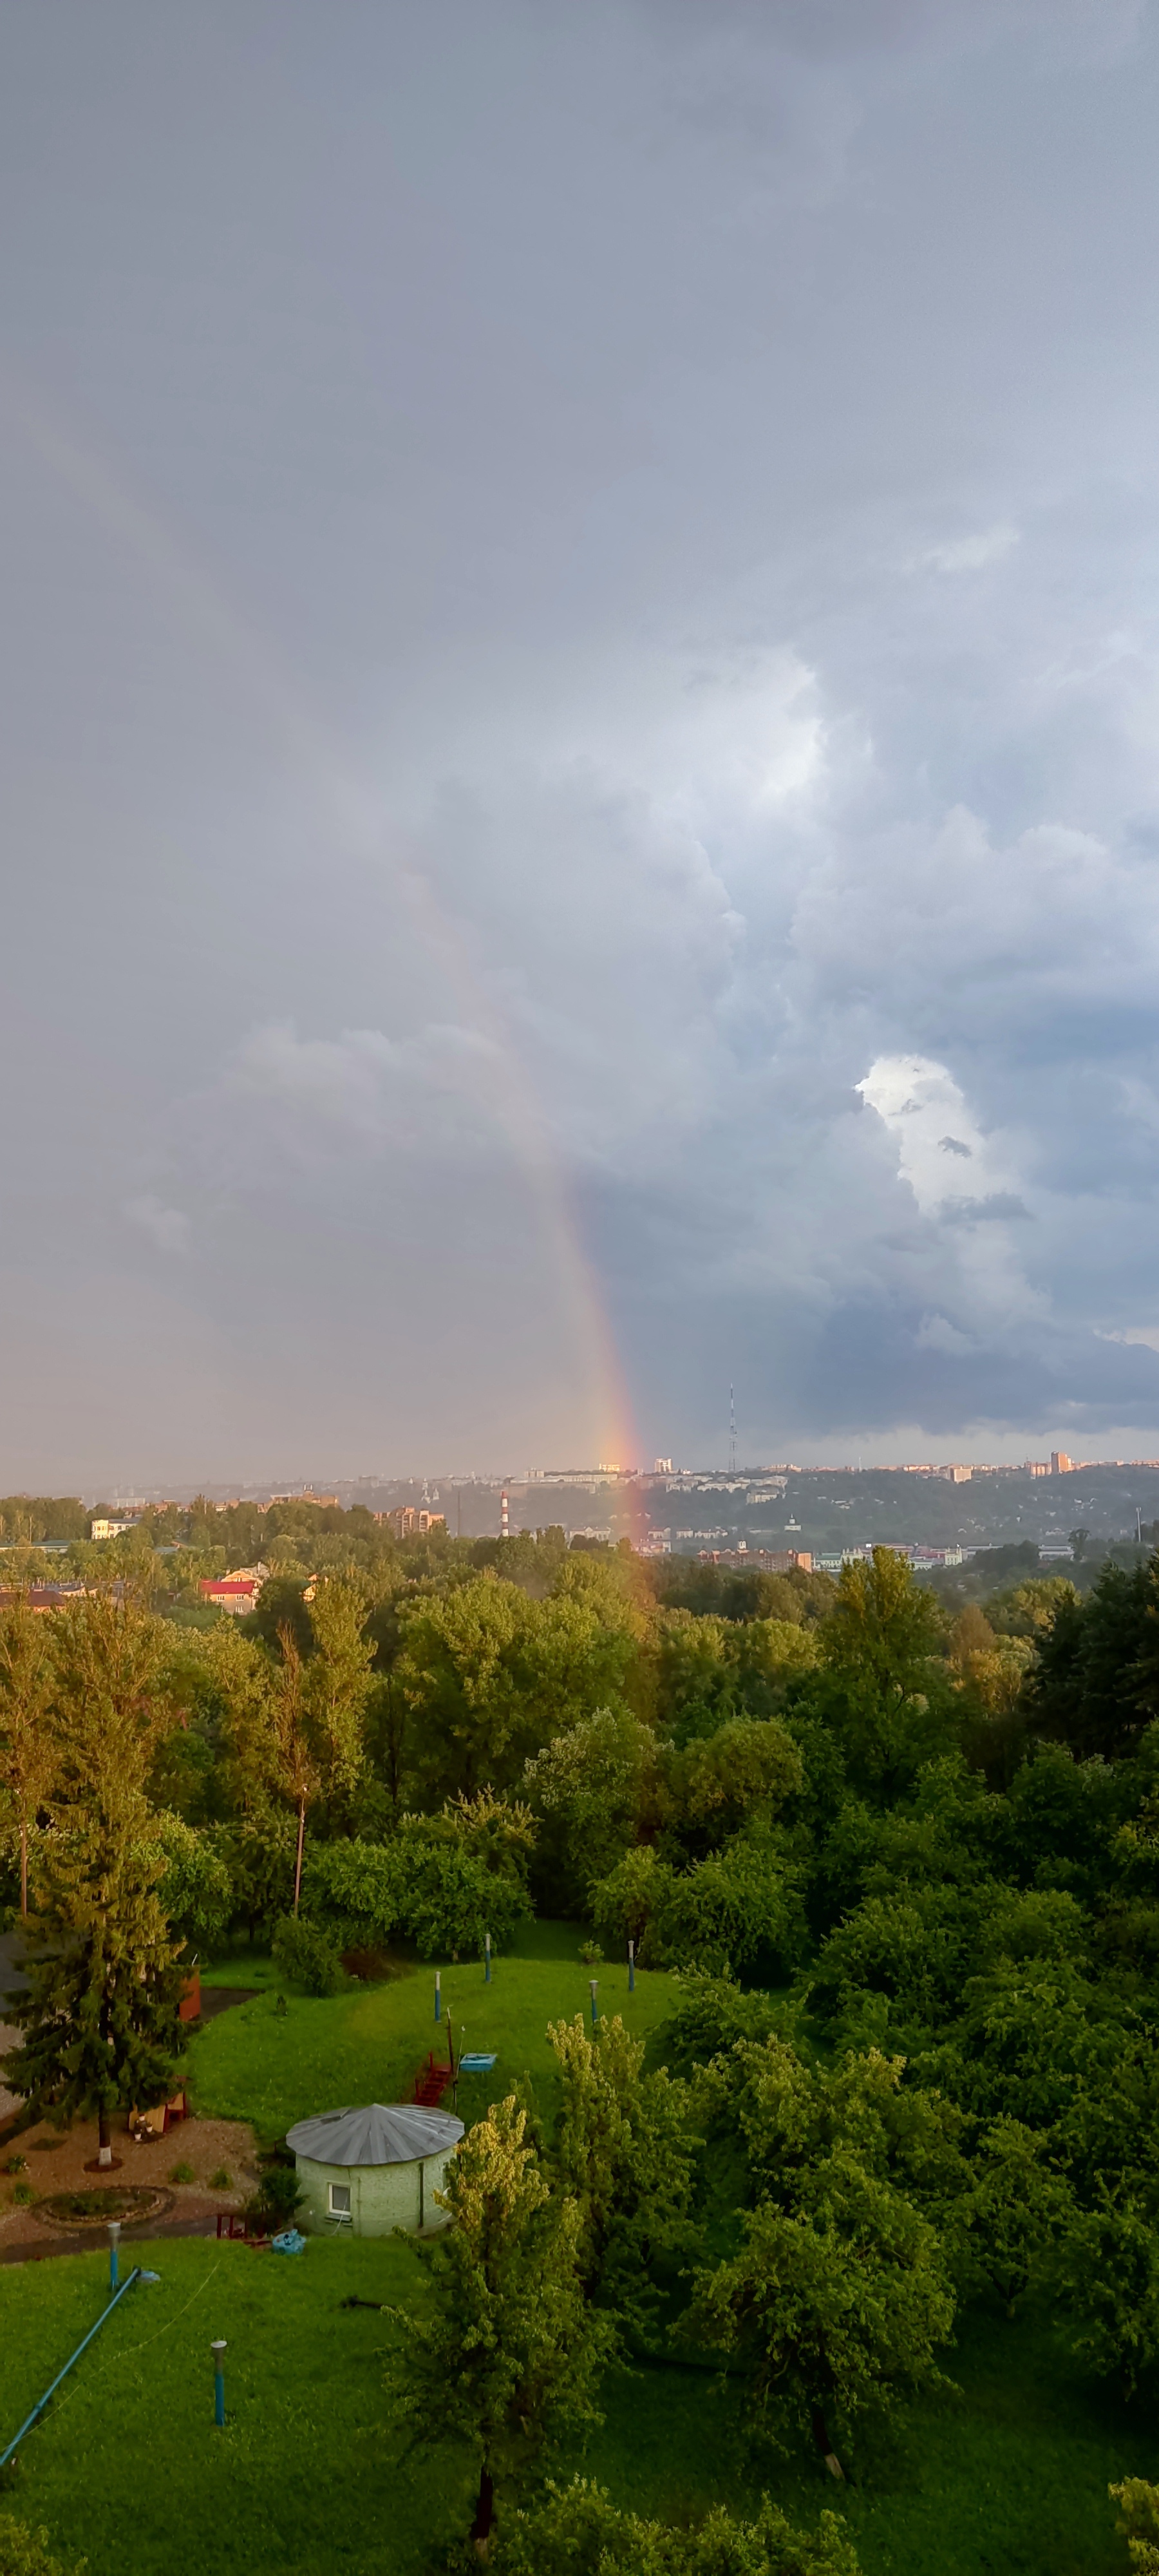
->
xmin=1 ymin=2240 xmax=1153 ymax=2576
xmin=189 ymin=1926 xmax=677 ymax=2145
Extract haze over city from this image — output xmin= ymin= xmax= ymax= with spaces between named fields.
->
xmin=5 ymin=1 xmax=1159 ymax=1487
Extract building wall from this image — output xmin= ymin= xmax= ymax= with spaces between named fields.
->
xmin=294 ymin=2147 xmax=457 ymax=2236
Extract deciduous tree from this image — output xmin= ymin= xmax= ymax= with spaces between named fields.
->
xmin=389 ymin=2096 xmax=612 ymax=2545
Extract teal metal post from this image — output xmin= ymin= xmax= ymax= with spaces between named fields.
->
xmin=434 ymin=1969 xmax=441 ymax=2022
xmin=628 ymin=1938 xmax=635 ymax=1994
xmin=211 ymin=2339 xmax=227 ymax=2429
xmin=0 ymin=2269 xmax=142 ymax=2469
xmin=484 ymin=1932 xmax=491 ymax=1984
xmin=590 ymin=1979 xmax=598 ymax=2029
xmin=108 ymin=2220 xmax=120 ymax=2291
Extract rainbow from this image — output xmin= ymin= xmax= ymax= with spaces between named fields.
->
xmin=4 ymin=372 xmax=642 ymax=1488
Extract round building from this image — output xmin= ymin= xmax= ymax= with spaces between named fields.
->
xmin=285 ymin=2101 xmax=464 ymax=2237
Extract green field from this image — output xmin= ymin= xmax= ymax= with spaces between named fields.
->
xmin=189 ymin=1925 xmax=677 ymax=2145
xmin=0 ymin=2239 xmax=1153 ymax=2576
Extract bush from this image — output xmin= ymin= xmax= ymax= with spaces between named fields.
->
xmin=592 ymin=1837 xmax=800 ymax=1975
xmin=484 ymin=2479 xmax=862 ymax=2575
xmin=151 ymin=1812 xmax=233 ymax=1954
xmin=303 ymin=1832 xmax=529 ymax=1961
xmin=209 ymin=2165 xmax=231 ymax=2190
xmin=271 ymin=1913 xmax=345 ymax=1996
xmin=169 ymin=2161 xmax=195 ymax=2185
xmin=0 ymin=2515 xmax=86 ymax=2576
xmin=10 ymin=2181 xmax=35 ymax=2207
xmin=252 ymin=2162 xmax=303 ymax=2223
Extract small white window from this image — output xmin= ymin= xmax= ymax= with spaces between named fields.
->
xmin=328 ymin=2183 xmax=352 ymax=2217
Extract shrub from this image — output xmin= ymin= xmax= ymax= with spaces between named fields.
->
xmin=484 ymin=2479 xmax=862 ymax=2575
xmin=578 ymin=1940 xmax=604 ymax=1966
xmin=151 ymin=1812 xmax=233 ymax=1954
xmin=252 ymin=2162 xmax=303 ymax=2223
xmin=0 ymin=2514 xmax=87 ymax=2576
xmin=209 ymin=2165 xmax=231 ymax=2190
xmin=271 ymin=1913 xmax=345 ymax=1996
xmin=303 ymin=1832 xmax=529 ymax=1960
xmin=169 ymin=2161 xmax=195 ymax=2185
xmin=592 ymin=1837 xmax=800 ymax=1974
xmin=4 ymin=2154 xmax=28 ymax=2175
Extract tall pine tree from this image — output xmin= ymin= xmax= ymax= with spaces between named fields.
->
xmin=4 ymin=1591 xmax=185 ymax=2161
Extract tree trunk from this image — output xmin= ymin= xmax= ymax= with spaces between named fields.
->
xmin=293 ymin=1799 xmax=306 ymax=1915
xmin=97 ymin=2105 xmax=113 ymax=2169
xmin=471 ymin=2464 xmax=495 ymax=2547
xmin=20 ymin=1819 xmax=28 ymax=1921
xmin=811 ymin=2406 xmax=844 ymax=2479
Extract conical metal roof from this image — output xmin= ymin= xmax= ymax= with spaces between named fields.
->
xmin=285 ymin=2101 xmax=464 ymax=2167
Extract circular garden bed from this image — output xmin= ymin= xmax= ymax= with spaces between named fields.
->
xmin=34 ymin=2184 xmax=174 ymax=2230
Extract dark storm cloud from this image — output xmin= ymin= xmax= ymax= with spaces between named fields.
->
xmin=1 ymin=0 xmax=1158 ymax=1480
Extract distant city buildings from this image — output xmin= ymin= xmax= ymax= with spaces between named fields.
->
xmin=90 ymin=1516 xmax=140 ymax=1540
xmin=375 ymin=1507 xmax=446 ymax=1540
xmin=699 ymin=1547 xmax=815 ymax=1573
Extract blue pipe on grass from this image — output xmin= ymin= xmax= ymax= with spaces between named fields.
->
xmin=0 ymin=2267 xmax=143 ymax=2469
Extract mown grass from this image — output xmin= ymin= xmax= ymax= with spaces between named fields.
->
xmin=1 ymin=2240 xmax=1153 ymax=2576
xmin=189 ymin=1929 xmax=676 ymax=2146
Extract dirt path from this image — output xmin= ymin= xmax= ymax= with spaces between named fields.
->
xmin=1 ymin=2112 xmax=261 ymax=2262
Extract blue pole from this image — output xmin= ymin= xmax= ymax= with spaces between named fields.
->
xmin=628 ymin=1938 xmax=635 ymax=1994
xmin=484 ymin=1933 xmax=491 ymax=1985
xmin=108 ymin=2221 xmax=120 ymax=2291
xmin=0 ymin=2268 xmax=142 ymax=2469
xmin=211 ymin=2340 xmax=227 ymax=2429
xmin=590 ymin=1979 xmax=598 ymax=2029
xmin=434 ymin=1969 xmax=440 ymax=2022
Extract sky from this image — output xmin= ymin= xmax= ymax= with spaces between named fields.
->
xmin=4 ymin=0 xmax=1159 ymax=1486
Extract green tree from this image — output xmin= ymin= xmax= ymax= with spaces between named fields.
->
xmin=663 ymin=1717 xmax=802 ymax=1843
xmin=151 ymin=1812 xmax=233 ymax=1955
xmin=524 ymin=1707 xmax=659 ymax=1907
xmin=959 ymin=2117 xmax=1072 ymax=2314
xmin=688 ymin=2160 xmax=954 ymax=2466
xmin=824 ymin=1550 xmax=941 ymax=1703
xmin=547 ymin=2013 xmax=696 ymax=2326
xmin=269 ymin=1627 xmax=323 ymax=1914
xmin=485 ymin=2481 xmax=862 ymax=2576
xmin=389 ymin=2096 xmax=612 ymax=2544
xmin=3 ymin=1594 xmax=186 ymax=2159
xmin=820 ymin=1551 xmax=948 ymax=1795
xmin=304 ymin=1575 xmax=375 ymax=1806
xmin=397 ymin=1577 xmax=636 ymax=1803
xmin=1057 ymin=2194 xmax=1159 ymax=2397
xmin=0 ymin=1586 xmax=57 ymax=1917
xmin=0 ymin=2517 xmax=86 ymax=2576
xmin=1110 ymin=2478 xmax=1159 ymax=2574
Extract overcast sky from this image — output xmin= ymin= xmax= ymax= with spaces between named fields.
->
xmin=5 ymin=0 xmax=1159 ymax=1486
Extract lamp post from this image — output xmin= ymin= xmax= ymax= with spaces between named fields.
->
xmin=434 ymin=1969 xmax=441 ymax=2023
xmin=211 ymin=2339 xmax=227 ymax=2429
xmin=628 ymin=1938 xmax=635 ymax=1995
xmin=589 ymin=1980 xmax=599 ymax=2030
xmin=108 ymin=2221 xmax=120 ymax=2293
xmin=484 ymin=1932 xmax=491 ymax=1985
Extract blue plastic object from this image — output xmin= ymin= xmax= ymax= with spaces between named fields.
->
xmin=458 ymin=2052 xmax=497 ymax=2072
xmin=271 ymin=2227 xmax=306 ymax=2255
